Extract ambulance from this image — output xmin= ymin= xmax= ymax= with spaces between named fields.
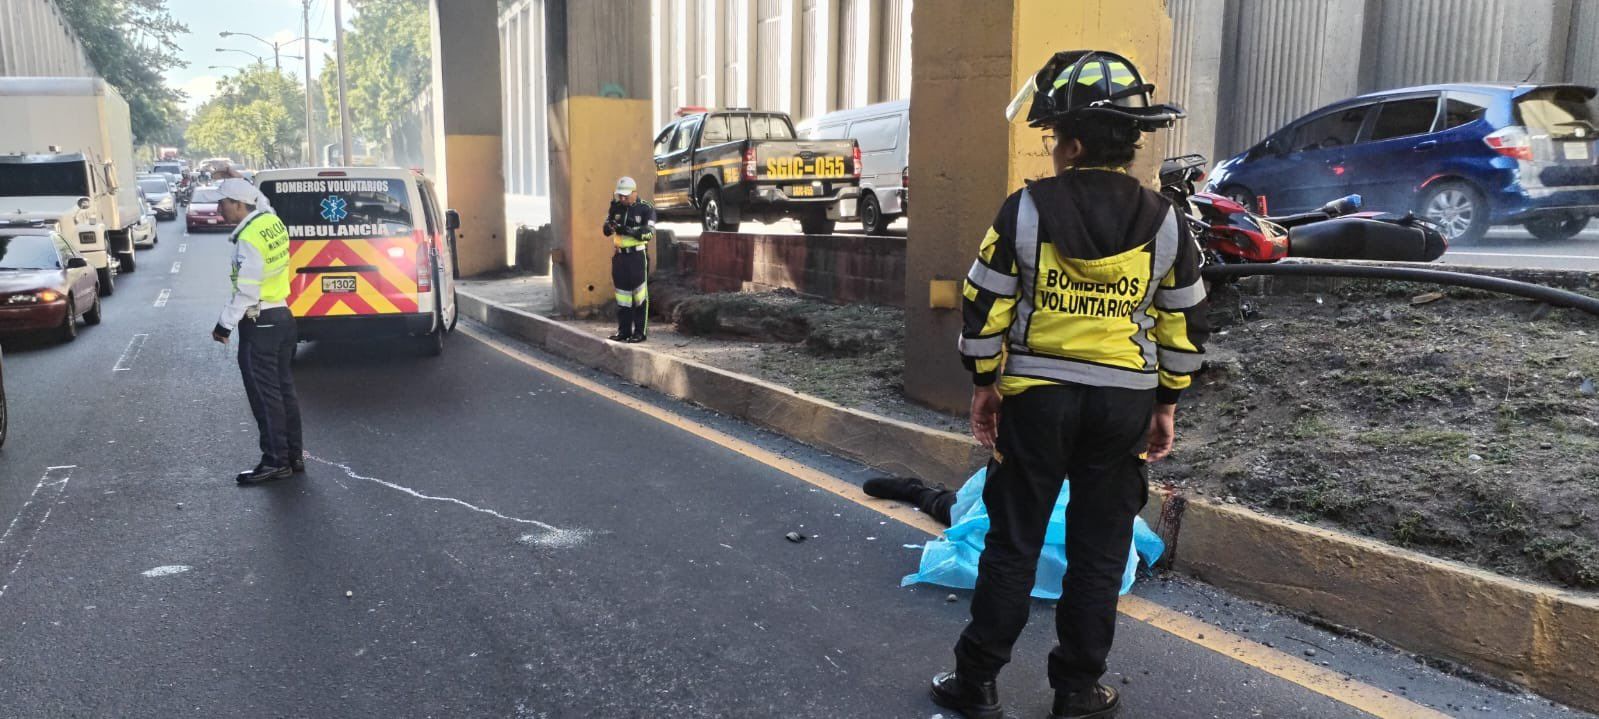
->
xmin=255 ymin=167 xmax=459 ymax=355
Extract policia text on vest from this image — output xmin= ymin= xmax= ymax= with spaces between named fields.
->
xmin=210 ymin=179 xmax=305 ymax=485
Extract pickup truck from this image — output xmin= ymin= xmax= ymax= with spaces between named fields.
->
xmin=652 ymin=109 xmax=861 ymax=235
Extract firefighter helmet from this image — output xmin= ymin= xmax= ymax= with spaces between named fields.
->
xmin=1005 ymin=50 xmax=1184 ymax=131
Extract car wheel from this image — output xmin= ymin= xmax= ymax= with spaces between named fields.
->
xmin=419 ymin=282 xmax=445 ymax=357
xmin=84 ymin=293 xmax=102 ymax=326
xmin=1419 ymin=181 xmax=1489 ymax=245
xmin=1523 ymin=216 xmax=1590 ymax=242
xmin=799 ymin=211 xmax=836 ymax=236
xmin=861 ymin=192 xmax=888 ymax=235
xmin=59 ymin=298 xmax=78 ymax=343
xmin=700 ymin=187 xmax=739 ymax=232
xmin=97 ymin=267 xmax=115 ymax=297
xmin=119 ymin=250 xmax=136 ymax=274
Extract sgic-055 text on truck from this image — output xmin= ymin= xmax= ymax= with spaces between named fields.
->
xmin=651 ymin=108 xmax=862 ymax=235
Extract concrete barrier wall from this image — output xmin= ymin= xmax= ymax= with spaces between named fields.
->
xmin=696 ymin=231 xmax=907 ymax=306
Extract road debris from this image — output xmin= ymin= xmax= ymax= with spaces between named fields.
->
xmin=785 ymin=531 xmax=806 ymax=543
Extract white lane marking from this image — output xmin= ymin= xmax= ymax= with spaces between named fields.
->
xmin=112 ymin=333 xmax=150 ymax=372
xmin=154 ymin=289 xmax=171 ymax=308
xmin=1447 ymin=251 xmax=1599 ymax=261
xmin=305 ymin=455 xmax=587 ymax=546
xmin=141 ymin=565 xmax=191 ymax=578
xmin=170 ymin=261 xmax=181 ymax=274
xmin=0 ymin=467 xmax=74 ymax=602
xmin=178 ymin=243 xmax=187 ymax=253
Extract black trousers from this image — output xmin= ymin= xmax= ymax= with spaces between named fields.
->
xmin=954 ymin=383 xmax=1153 ymax=692
xmin=238 ymin=307 xmax=303 ymax=468
xmin=612 ymin=250 xmax=648 ymax=338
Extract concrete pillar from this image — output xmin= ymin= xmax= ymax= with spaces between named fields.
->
xmin=429 ymin=0 xmax=508 ymax=276
xmin=543 ymin=0 xmax=655 ymax=317
xmin=902 ymin=0 xmax=1173 ymax=413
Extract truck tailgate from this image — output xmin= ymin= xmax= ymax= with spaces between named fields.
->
xmin=753 ymin=140 xmax=858 ymax=182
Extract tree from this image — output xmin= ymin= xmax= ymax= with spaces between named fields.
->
xmin=55 ymin=0 xmax=188 ymax=144
xmin=185 ymin=64 xmax=308 ymax=168
xmin=321 ymin=0 xmax=431 ymax=156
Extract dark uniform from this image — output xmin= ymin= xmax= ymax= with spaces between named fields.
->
xmin=602 ymin=199 xmax=656 ymax=341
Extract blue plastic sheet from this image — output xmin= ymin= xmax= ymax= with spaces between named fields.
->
xmin=902 ymin=467 xmax=1165 ymax=599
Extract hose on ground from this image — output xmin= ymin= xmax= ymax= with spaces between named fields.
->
xmin=1200 ymin=262 xmax=1599 ymax=318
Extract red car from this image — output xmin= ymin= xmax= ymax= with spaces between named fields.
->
xmin=0 ymin=226 xmax=103 ymax=341
xmin=185 ymin=187 xmax=237 ymax=233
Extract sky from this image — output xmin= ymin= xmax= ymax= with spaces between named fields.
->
xmin=165 ymin=0 xmax=352 ymax=112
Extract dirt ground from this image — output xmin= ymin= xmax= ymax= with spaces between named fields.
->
xmin=650 ymin=283 xmax=1599 ymax=590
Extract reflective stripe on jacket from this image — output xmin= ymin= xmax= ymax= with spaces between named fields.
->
xmin=958 ymin=170 xmax=1210 ymax=403
xmin=604 ymin=199 xmax=656 ymax=250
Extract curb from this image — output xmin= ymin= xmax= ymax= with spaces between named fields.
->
xmin=457 ymin=290 xmax=988 ymax=482
xmin=460 ymin=288 xmax=1599 ymax=715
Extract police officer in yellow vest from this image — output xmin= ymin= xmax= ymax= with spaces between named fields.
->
xmin=602 ymin=176 xmax=656 ymax=342
xmin=209 ymin=178 xmax=303 ymax=485
xmin=931 ymin=52 xmax=1210 ymax=719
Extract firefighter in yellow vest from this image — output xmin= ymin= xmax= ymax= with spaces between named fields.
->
xmin=210 ymin=178 xmax=303 ymax=485
xmin=602 ymin=176 xmax=656 ymax=342
xmin=931 ymin=52 xmax=1210 ymax=719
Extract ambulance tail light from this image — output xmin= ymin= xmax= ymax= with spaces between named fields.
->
xmin=413 ymin=230 xmax=432 ymax=292
xmin=743 ymin=147 xmax=757 ymax=181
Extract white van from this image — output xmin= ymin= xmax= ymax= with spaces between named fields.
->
xmin=255 ymin=167 xmax=460 ymax=356
xmin=803 ymin=100 xmax=909 ymax=235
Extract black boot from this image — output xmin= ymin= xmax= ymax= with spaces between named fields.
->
xmin=930 ymin=671 xmax=1002 ymax=719
xmin=1050 ymin=684 xmax=1119 ymax=719
xmin=236 ymin=464 xmax=292 ymax=486
xmin=863 ymin=476 xmax=929 ymax=501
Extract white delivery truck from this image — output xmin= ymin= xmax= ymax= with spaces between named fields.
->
xmin=0 ymin=77 xmax=145 ymax=295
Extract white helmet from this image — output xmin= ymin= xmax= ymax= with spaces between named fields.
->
xmin=614 ymin=176 xmax=637 ymax=196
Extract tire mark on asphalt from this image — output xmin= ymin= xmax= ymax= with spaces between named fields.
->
xmin=0 ymin=466 xmax=75 ymax=603
xmin=305 ymin=455 xmax=587 ymax=547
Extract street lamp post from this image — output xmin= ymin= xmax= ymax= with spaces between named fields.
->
xmin=334 ymin=0 xmax=354 ymax=167
xmin=219 ymin=30 xmax=327 ymax=167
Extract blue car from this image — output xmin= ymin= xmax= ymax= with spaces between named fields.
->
xmin=1206 ymin=83 xmax=1599 ymax=244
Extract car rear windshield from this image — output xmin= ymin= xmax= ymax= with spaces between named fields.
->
xmin=152 ymin=163 xmax=181 ymax=174
xmin=0 ymin=161 xmax=89 ymax=197
xmin=748 ymin=115 xmax=795 ymax=140
xmin=191 ymin=188 xmax=223 ymax=204
xmin=0 ymin=234 xmax=60 ymax=270
xmin=138 ymin=179 xmax=169 ymax=194
xmin=1517 ymin=88 xmax=1599 ymax=139
xmin=260 ymin=177 xmax=414 ymax=239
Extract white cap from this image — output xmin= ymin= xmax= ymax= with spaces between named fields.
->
xmin=217 ymin=178 xmax=261 ymax=206
xmin=614 ymin=176 xmax=637 ymax=195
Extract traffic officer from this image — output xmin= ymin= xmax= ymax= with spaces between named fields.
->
xmin=209 ymin=178 xmax=303 ymax=485
xmin=602 ymin=176 xmax=656 ymax=342
xmin=932 ymin=51 xmax=1210 ymax=719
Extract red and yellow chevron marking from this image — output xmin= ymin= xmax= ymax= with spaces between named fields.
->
xmin=289 ymin=236 xmax=420 ymax=317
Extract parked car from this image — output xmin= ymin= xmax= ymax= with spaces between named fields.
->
xmin=652 ymin=108 xmax=862 ymax=235
xmin=0 ymin=225 xmax=102 ymax=341
xmin=138 ymin=175 xmax=177 ymax=220
xmin=1206 ymin=83 xmax=1599 ymax=244
xmin=803 ymin=99 xmax=909 ymax=234
xmin=185 ymin=187 xmax=236 ymax=233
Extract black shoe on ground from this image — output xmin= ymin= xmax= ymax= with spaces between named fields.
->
xmin=929 ymin=671 xmax=1002 ymax=719
xmin=236 ymin=464 xmax=292 ymax=485
xmin=607 ymin=333 xmax=629 ymax=342
xmin=291 ymin=458 xmax=306 ymax=474
xmin=1051 ymin=684 xmax=1119 ymax=719
xmin=863 ymin=476 xmax=928 ymax=502
xmin=625 ymin=334 xmax=647 ymax=343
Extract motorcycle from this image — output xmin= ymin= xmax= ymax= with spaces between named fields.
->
xmin=1160 ymin=154 xmax=1448 ymax=265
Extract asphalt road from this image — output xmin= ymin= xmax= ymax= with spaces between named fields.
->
xmin=0 ymin=219 xmax=1590 ymax=718
xmin=1441 ymin=228 xmax=1599 ymax=271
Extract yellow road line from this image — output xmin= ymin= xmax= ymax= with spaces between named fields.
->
xmin=462 ymin=325 xmax=1452 ymax=719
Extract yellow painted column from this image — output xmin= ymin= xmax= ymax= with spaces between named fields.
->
xmin=428 ymin=0 xmax=508 ymax=277
xmin=543 ymin=0 xmax=654 ymax=317
xmin=903 ymin=0 xmax=1174 ymax=413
